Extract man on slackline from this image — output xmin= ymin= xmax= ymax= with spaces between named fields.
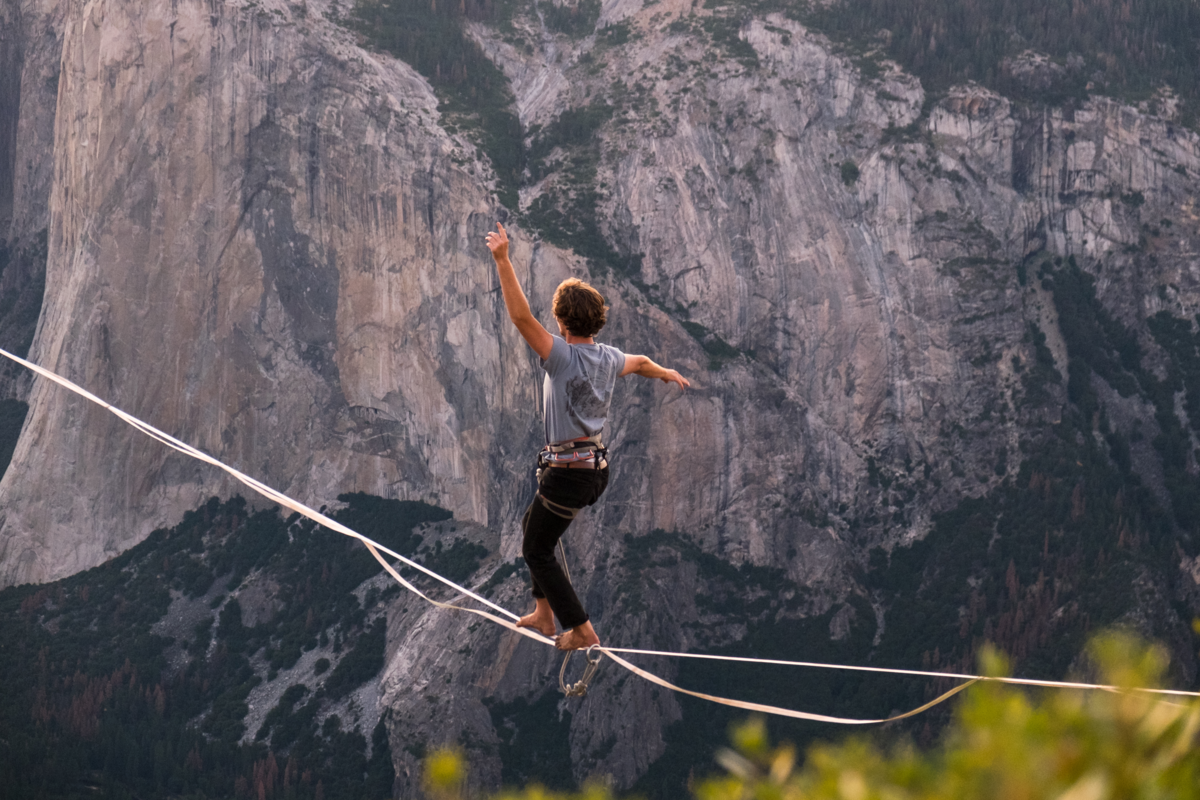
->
xmin=485 ymin=222 xmax=691 ymax=651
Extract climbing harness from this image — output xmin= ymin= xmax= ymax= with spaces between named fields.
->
xmin=537 ymin=432 xmax=608 ymax=473
xmin=559 ymin=645 xmax=604 ymax=697
xmin=537 ymin=492 xmax=583 ymax=520
xmin=5 ymin=345 xmax=1200 ymax=724
xmin=535 ymin=433 xmax=608 ymax=520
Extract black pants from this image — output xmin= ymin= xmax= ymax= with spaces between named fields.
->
xmin=521 ymin=465 xmax=609 ymax=630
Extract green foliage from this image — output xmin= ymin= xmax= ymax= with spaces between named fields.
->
xmin=1122 ymin=190 xmax=1147 ymax=208
xmin=1028 ymin=257 xmax=1200 ymax=543
xmin=698 ymin=634 xmax=1200 ymax=800
xmin=1020 ymin=322 xmax=1062 ymax=405
xmin=424 ymin=747 xmax=471 ymax=799
xmin=0 ymin=228 xmax=47 ymax=358
xmin=487 ymin=691 xmax=576 ymax=790
xmin=349 ymin=0 xmax=524 ymax=207
xmin=524 ymin=103 xmax=644 ymax=277
xmin=0 ymin=494 xmax=443 ymax=800
xmin=0 ymin=397 xmax=27 ymax=480
xmin=796 ymin=0 xmax=1200 ymax=121
xmin=1145 ymin=312 xmax=1200 ymax=536
xmin=680 ymin=320 xmax=741 ymax=370
xmin=526 ymin=104 xmax=614 ymax=181
xmin=322 ymin=619 xmax=387 ymax=702
xmin=423 ymin=633 xmax=1200 ymax=800
xmin=542 ymin=0 xmax=600 ymax=37
xmin=839 ymin=160 xmax=860 ymax=187
xmin=1147 ymin=312 xmax=1200 ymax=434
xmin=421 ymin=537 xmax=490 ymax=583
xmin=701 ymin=12 xmax=760 ymax=67
xmin=1041 ymin=259 xmax=1141 ymax=416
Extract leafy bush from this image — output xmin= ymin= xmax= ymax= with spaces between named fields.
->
xmin=541 ymin=0 xmax=600 ymax=37
xmin=349 ymin=0 xmax=523 ymax=207
xmin=0 ymin=228 xmax=48 ymax=358
xmin=421 ymin=537 xmax=489 ymax=583
xmin=422 ymin=632 xmax=1200 ymax=800
xmin=0 ymin=494 xmax=431 ymax=800
xmin=797 ymin=0 xmax=1200 ymax=123
xmin=839 ymin=160 xmax=860 ymax=187
xmin=322 ymin=619 xmax=387 ymax=702
xmin=701 ymin=13 xmax=759 ymax=67
xmin=0 ymin=397 xmax=28 ymax=479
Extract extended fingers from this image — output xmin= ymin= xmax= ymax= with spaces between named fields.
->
xmin=485 ymin=222 xmax=508 ymax=248
xmin=484 ymin=227 xmax=507 ymax=255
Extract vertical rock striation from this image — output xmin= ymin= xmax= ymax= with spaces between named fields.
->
xmin=0 ymin=0 xmax=552 ymax=585
xmin=3 ymin=0 xmax=1200 ymax=790
xmin=0 ymin=0 xmax=64 ymax=394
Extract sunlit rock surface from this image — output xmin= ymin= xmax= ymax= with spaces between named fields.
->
xmin=2 ymin=0 xmax=1200 ymax=790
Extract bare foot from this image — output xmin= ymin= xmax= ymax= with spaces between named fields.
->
xmin=555 ymin=621 xmax=600 ymax=651
xmin=516 ymin=598 xmax=556 ymax=638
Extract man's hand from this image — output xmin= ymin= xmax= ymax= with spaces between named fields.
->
xmin=485 ymin=222 xmax=510 ymax=261
xmin=660 ymin=369 xmax=690 ymax=390
xmin=621 ymin=355 xmax=691 ymax=389
xmin=485 ymin=221 xmax=554 ymax=360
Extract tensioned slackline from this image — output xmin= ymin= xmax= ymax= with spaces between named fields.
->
xmin=3 ymin=345 xmax=1198 ymax=726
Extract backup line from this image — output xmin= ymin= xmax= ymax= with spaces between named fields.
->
xmin=3 ymin=346 xmax=1196 ymax=727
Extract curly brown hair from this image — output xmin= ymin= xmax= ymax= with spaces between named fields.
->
xmin=552 ymin=278 xmax=608 ymax=337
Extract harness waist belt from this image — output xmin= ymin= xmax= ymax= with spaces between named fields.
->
xmin=538 ymin=434 xmax=608 ymax=481
xmin=543 ymin=451 xmax=598 ymax=463
xmin=541 ymin=433 xmax=606 ymax=467
xmin=545 ymin=433 xmax=603 ymax=456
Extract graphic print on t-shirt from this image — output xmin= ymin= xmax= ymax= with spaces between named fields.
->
xmin=543 ymin=336 xmax=625 ymax=443
xmin=566 ymin=374 xmax=609 ymax=428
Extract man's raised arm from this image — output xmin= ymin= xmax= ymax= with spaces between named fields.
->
xmin=620 ymin=354 xmax=690 ymax=390
xmin=486 ymin=223 xmax=553 ymax=361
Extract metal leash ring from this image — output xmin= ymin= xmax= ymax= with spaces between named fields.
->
xmin=559 ymin=644 xmax=604 ymax=697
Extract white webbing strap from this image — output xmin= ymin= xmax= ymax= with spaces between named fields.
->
xmin=602 ymin=647 xmax=980 ymax=724
xmin=599 ymin=647 xmax=1200 ymax=698
xmin=3 ymin=345 xmax=1197 ymax=726
xmin=0 ymin=347 xmax=544 ymax=637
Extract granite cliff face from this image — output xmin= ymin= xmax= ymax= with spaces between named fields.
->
xmin=3 ymin=0 xmax=1200 ymax=792
xmin=0 ymin=0 xmax=552 ymax=585
xmin=0 ymin=0 xmax=61 ymax=397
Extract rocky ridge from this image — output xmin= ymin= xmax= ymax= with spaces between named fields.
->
xmin=2 ymin=0 xmax=1200 ymax=792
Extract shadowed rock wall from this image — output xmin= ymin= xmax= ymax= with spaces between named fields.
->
xmin=2 ymin=0 xmax=1200 ymax=791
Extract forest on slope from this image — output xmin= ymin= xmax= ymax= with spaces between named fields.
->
xmin=3 ymin=0 xmax=1200 ymax=795
xmin=345 ymin=0 xmax=1200 ymax=216
xmin=0 ymin=495 xmax=460 ymax=800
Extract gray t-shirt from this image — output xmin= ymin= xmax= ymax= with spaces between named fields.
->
xmin=542 ymin=335 xmax=626 ymax=444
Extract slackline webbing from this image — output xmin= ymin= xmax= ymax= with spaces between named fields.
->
xmin=3 ymin=345 xmax=1198 ymax=725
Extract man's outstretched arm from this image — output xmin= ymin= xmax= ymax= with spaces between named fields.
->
xmin=620 ymin=354 xmax=690 ymax=390
xmin=485 ymin=222 xmax=553 ymax=361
